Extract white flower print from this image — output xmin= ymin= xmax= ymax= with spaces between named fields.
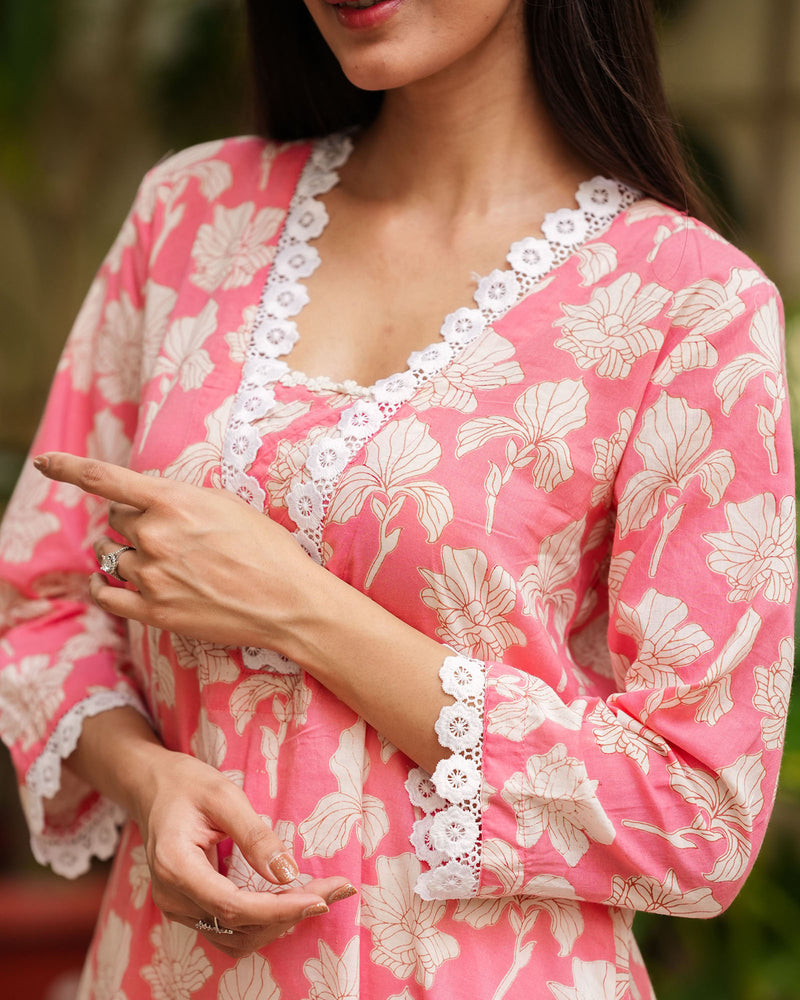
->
xmin=128 ymin=843 xmax=150 ymax=909
xmin=486 ymin=673 xmax=584 ymax=742
xmin=590 ymin=409 xmax=635 ymax=505
xmin=414 ymin=329 xmax=524 ymax=414
xmin=752 ymin=637 xmax=793 ymax=749
xmin=713 ymin=297 xmax=786 ymax=473
xmin=605 ymin=868 xmax=721 ymax=916
xmin=419 ymin=546 xmax=526 ymax=659
xmin=613 ymin=589 xmax=714 ymax=690
xmin=190 ymin=202 xmax=283 ymax=291
xmin=587 ymin=701 xmax=669 ymax=774
xmin=307 ymin=435 xmax=350 ymax=484
xmin=455 ymin=841 xmax=583 ymax=998
xmin=575 ymin=242 xmax=618 ymax=286
xmin=456 ymin=379 xmax=589 ymax=531
xmin=555 ymin=272 xmax=670 ymax=378
xmin=327 ymin=416 xmax=454 ymax=587
xmin=501 ymin=743 xmax=615 ymax=866
xmin=162 ymin=397 xmax=233 ymax=488
xmin=95 ymin=292 xmax=145 ymax=404
xmin=653 ymin=266 xmax=764 ymax=385
xmin=219 ymin=953 xmax=280 ymax=1000
xmin=617 ymin=392 xmax=735 ymax=574
xmin=57 ymin=274 xmax=106 ymax=392
xmin=302 ymin=937 xmax=359 ymax=1000
xmin=140 ymin=921 xmax=212 ymax=1000
xmin=93 ymin=909 xmax=132 ymax=1000
xmin=0 ymin=468 xmax=60 ymax=563
xmin=360 ymin=854 xmax=459 ymax=988
xmin=547 ymin=958 xmax=618 ymax=1000
xmin=625 ymin=753 xmax=766 ymax=883
xmin=298 ymin=720 xmax=389 ymax=858
xmin=704 ymin=493 xmax=795 ymax=604
xmin=518 ymin=516 xmax=586 ymax=653
xmin=405 ymin=767 xmax=446 ymax=813
xmin=0 ymin=653 xmax=69 ymax=751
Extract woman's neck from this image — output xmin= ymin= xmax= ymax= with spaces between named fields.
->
xmin=341 ymin=35 xmax=589 ymax=220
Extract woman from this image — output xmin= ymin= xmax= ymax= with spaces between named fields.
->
xmin=0 ymin=0 xmax=794 ymax=997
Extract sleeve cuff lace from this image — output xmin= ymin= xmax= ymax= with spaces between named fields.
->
xmin=406 ymin=653 xmax=487 ymax=900
xmin=23 ymin=690 xmax=150 ymax=878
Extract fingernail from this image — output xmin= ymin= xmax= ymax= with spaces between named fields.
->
xmin=33 ymin=455 xmax=49 ymax=472
xmin=301 ymin=903 xmax=329 ymax=918
xmin=269 ymin=852 xmax=299 ymax=884
xmin=327 ymin=884 xmax=357 ymax=905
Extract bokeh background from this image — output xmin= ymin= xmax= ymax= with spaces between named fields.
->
xmin=0 ymin=1 xmax=798 ymax=998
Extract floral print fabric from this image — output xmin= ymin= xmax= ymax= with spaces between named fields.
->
xmin=0 ymin=135 xmax=794 ymax=999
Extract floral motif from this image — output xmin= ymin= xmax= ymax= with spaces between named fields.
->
xmin=327 ymin=416 xmax=453 ymax=586
xmin=605 ymin=868 xmax=721 ymax=916
xmin=752 ymin=637 xmax=793 ymax=749
xmin=617 ymin=392 xmax=735 ymax=574
xmin=420 ymin=546 xmax=526 ymax=659
xmin=298 ymin=720 xmax=389 ymax=858
xmin=653 ymin=267 xmax=764 ymax=385
xmin=139 ymin=921 xmax=213 ymax=999
xmin=547 ymin=958 xmax=618 ymax=1000
xmin=302 ymin=937 xmax=359 ymax=1000
xmin=501 ymin=743 xmax=615 ymax=865
xmin=713 ymin=297 xmax=786 ymax=473
xmin=93 ymin=909 xmax=132 ymax=1000
xmin=218 ymin=953 xmax=281 ymax=1000
xmin=190 ymin=202 xmax=283 ymax=291
xmin=704 ymin=493 xmax=795 ymax=604
xmin=555 ymin=273 xmax=670 ymax=378
xmin=361 ymin=854 xmax=459 ymax=988
xmin=456 ymin=379 xmax=589 ymax=531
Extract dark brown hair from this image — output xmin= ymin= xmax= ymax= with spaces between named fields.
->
xmin=245 ymin=0 xmax=709 ymax=220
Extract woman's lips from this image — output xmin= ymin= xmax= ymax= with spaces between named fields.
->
xmin=325 ymin=0 xmax=406 ymax=31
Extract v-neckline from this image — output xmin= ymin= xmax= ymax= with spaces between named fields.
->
xmin=221 ymin=133 xmax=639 ymax=574
xmin=264 ymin=132 xmax=640 ymax=399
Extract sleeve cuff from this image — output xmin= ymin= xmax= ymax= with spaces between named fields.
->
xmin=405 ymin=653 xmax=487 ymax=900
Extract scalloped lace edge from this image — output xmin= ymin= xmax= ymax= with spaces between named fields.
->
xmin=406 ymin=653 xmax=487 ymax=900
xmin=24 ymin=690 xmax=149 ymax=878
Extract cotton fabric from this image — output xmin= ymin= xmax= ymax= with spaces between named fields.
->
xmin=0 ymin=134 xmax=794 ymax=1000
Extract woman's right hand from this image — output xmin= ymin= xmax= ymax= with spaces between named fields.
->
xmin=67 ymin=707 xmax=355 ymax=956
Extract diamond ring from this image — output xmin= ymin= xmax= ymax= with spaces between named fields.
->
xmin=98 ymin=545 xmax=135 ymax=582
xmin=195 ymin=917 xmax=234 ymax=936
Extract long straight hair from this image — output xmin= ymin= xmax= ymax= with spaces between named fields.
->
xmin=244 ymin=0 xmax=710 ymax=221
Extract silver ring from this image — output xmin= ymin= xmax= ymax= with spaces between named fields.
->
xmin=98 ymin=545 xmax=135 ymax=582
xmin=195 ymin=917 xmax=234 ymax=936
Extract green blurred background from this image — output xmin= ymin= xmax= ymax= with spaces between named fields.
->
xmin=0 ymin=1 xmax=798 ymax=998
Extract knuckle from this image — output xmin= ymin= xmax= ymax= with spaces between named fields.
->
xmin=214 ymin=898 xmax=240 ymax=928
xmin=80 ymin=461 xmax=108 ymax=491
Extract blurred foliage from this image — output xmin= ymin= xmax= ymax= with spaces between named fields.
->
xmin=0 ymin=2 xmax=799 ymax=998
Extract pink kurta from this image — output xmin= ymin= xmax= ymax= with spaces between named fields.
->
xmin=0 ymin=134 xmax=794 ymax=1000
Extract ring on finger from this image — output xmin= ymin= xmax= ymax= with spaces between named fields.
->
xmin=195 ymin=916 xmax=234 ymax=936
xmin=98 ymin=545 xmax=135 ymax=583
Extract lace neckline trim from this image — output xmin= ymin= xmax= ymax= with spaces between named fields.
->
xmin=221 ymin=132 xmax=638 ymax=647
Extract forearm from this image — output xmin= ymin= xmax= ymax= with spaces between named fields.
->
xmin=65 ymin=706 xmax=173 ymax=826
xmin=282 ymin=565 xmax=452 ymax=774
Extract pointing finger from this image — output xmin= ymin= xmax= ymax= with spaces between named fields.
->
xmin=34 ymin=453 xmax=168 ymax=510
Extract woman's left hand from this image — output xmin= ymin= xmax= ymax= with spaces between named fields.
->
xmin=34 ymin=452 xmax=316 ymax=651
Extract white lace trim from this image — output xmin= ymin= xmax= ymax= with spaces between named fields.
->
xmin=407 ymin=653 xmax=486 ymax=899
xmin=221 ymin=135 xmax=638 ymax=677
xmin=25 ymin=690 xmax=148 ymax=878
xmin=277 ymin=369 xmax=373 ymax=398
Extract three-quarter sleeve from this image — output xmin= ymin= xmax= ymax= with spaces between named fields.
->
xmin=412 ymin=275 xmax=794 ymax=915
xmin=0 ymin=174 xmax=159 ymax=877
